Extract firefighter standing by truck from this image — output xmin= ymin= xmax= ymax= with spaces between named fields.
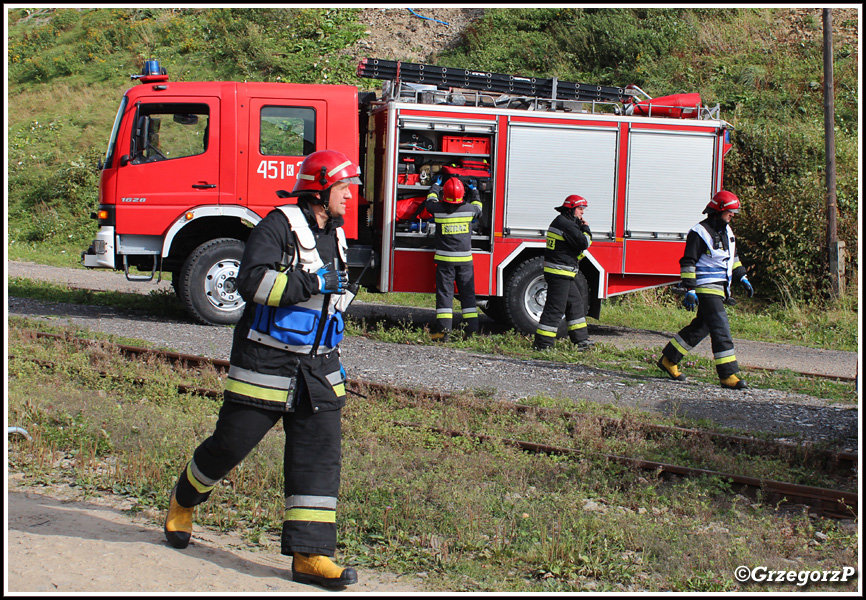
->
xmin=533 ymin=195 xmax=595 ymax=351
xmin=657 ymin=190 xmax=753 ymax=390
xmin=425 ymin=176 xmax=483 ymax=341
xmin=163 ymin=150 xmax=361 ymax=588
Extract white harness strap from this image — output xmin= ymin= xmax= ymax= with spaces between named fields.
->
xmin=277 ymin=204 xmax=348 ymax=271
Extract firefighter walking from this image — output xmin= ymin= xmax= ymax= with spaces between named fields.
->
xmin=163 ymin=150 xmax=361 ymax=588
xmin=533 ymin=195 xmax=595 ymax=351
xmin=425 ymin=176 xmax=483 ymax=341
xmin=658 ymin=190 xmax=753 ymax=390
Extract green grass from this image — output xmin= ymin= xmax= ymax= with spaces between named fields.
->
xmin=7 ymin=319 xmax=859 ymax=592
xmin=8 ymin=276 xmax=188 ymax=320
xmin=600 ymin=287 xmax=859 ymax=352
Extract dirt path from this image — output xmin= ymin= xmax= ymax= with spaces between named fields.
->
xmin=5 ymin=477 xmax=421 ymax=594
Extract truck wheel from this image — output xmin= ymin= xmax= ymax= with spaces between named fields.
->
xmin=170 ymin=270 xmax=184 ymax=300
xmin=503 ymin=257 xmax=589 ymax=337
xmin=179 ymin=238 xmax=246 ymax=325
xmin=503 ymin=256 xmax=548 ymax=336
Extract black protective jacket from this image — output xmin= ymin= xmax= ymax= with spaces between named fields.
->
xmin=542 ymin=213 xmax=592 ymax=277
xmin=424 ymin=182 xmax=482 ymax=263
xmin=224 ymin=203 xmax=346 ymax=413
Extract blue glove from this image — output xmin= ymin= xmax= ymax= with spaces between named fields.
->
xmin=683 ymin=290 xmax=698 ymax=311
xmin=740 ymin=275 xmax=754 ymax=298
xmin=340 ymin=364 xmax=347 ymax=381
xmin=466 ymin=179 xmax=477 ymax=191
xmin=315 ymin=266 xmax=348 ymax=295
xmin=434 ymin=174 xmax=443 ymax=186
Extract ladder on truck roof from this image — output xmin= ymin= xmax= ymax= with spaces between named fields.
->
xmin=357 ymin=57 xmax=644 ymax=106
xmin=357 ymin=57 xmax=722 ymax=120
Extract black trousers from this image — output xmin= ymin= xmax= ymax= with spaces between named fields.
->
xmin=534 ymin=274 xmax=588 ymax=349
xmin=434 ymin=261 xmax=478 ymax=335
xmin=662 ymin=292 xmax=740 ymax=379
xmin=173 ymin=375 xmax=342 ymax=556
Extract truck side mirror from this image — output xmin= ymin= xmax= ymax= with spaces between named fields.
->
xmin=120 ymin=155 xmax=131 ymax=167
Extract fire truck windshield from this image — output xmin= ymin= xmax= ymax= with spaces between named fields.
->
xmin=103 ymin=96 xmax=128 ymax=170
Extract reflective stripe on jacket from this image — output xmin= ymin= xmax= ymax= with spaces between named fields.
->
xmin=542 ymin=213 xmax=592 ymax=277
xmin=425 ymin=184 xmax=482 ymax=263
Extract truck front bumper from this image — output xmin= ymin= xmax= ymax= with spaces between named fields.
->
xmin=81 ymin=226 xmax=116 ymax=269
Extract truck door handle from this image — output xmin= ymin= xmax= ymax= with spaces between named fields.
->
xmin=192 ymin=183 xmax=216 ymax=189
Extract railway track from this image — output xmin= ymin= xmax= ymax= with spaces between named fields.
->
xmin=16 ymin=329 xmax=858 ymax=521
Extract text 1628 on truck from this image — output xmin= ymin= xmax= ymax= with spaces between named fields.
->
xmin=82 ymin=58 xmax=733 ymax=333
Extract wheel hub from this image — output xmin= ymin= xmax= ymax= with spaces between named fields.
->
xmin=205 ymin=260 xmax=242 ymax=310
xmin=524 ymin=276 xmax=547 ymax=321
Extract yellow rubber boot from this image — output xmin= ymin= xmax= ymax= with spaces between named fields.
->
xmin=164 ymin=486 xmax=194 ymax=549
xmin=292 ymin=553 xmax=358 ymax=588
xmin=720 ymin=374 xmax=748 ymax=390
xmin=657 ymin=356 xmax=686 ymax=381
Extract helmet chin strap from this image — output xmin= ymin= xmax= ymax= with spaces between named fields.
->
xmin=320 ymin=187 xmax=333 ymax=217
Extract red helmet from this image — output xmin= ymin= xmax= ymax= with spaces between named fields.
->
xmin=442 ymin=177 xmax=465 ymax=203
xmin=557 ymin=194 xmax=587 ymax=213
xmin=291 ymin=149 xmax=362 ymax=194
xmin=704 ymin=190 xmax=741 ymax=214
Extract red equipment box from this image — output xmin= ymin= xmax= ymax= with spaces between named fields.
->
xmin=441 ymin=136 xmax=490 ymax=155
xmin=397 ymin=173 xmax=421 ymax=185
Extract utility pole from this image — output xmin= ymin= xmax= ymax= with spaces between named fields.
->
xmin=822 ymin=8 xmax=843 ymax=297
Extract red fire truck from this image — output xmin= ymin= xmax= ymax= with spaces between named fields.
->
xmin=82 ymin=58 xmax=733 ymax=334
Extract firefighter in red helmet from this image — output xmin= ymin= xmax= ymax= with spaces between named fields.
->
xmin=658 ymin=190 xmax=753 ymax=389
xmin=533 ymin=194 xmax=595 ymax=351
xmin=424 ymin=175 xmax=483 ymax=341
xmin=164 ymin=149 xmax=360 ymax=588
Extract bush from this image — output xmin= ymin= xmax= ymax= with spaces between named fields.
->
xmin=443 ymin=8 xmax=693 ymax=84
xmin=14 ymin=151 xmax=101 ymax=244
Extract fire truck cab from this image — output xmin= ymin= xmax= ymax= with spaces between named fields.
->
xmin=84 ymin=61 xmax=361 ymax=324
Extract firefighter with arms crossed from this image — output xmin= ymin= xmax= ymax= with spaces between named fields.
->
xmin=425 ymin=175 xmax=483 ymax=341
xmin=533 ymin=195 xmax=595 ymax=351
xmin=658 ymin=190 xmax=754 ymax=389
xmin=164 ymin=149 xmax=361 ymax=588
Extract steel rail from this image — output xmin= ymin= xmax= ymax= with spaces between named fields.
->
xmin=393 ymin=421 xmax=858 ymax=520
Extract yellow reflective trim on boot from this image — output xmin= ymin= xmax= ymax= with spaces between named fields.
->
xmin=292 ymin=553 xmax=358 ymax=588
xmin=185 ymin=461 xmax=215 ymax=495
